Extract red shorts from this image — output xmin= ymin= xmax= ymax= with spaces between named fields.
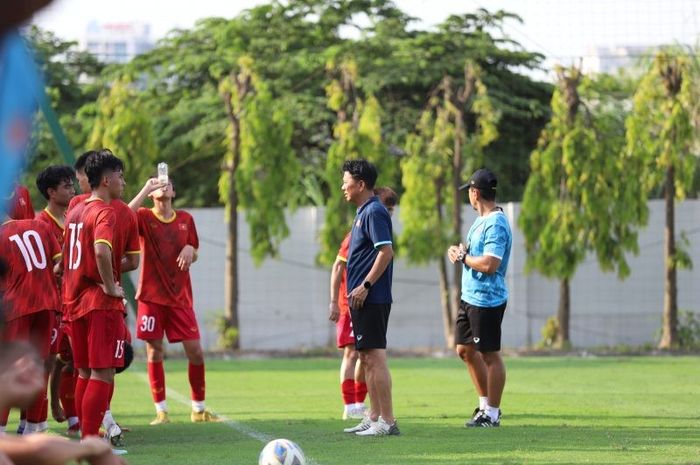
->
xmin=336 ymin=311 xmax=355 ymax=348
xmin=136 ymin=300 xmax=200 ymax=343
xmin=49 ymin=312 xmax=63 ymax=355
xmin=1 ymin=310 xmax=54 ymax=358
xmin=70 ymin=310 xmax=128 ymax=370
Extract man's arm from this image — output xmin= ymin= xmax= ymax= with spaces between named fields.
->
xmin=0 ymin=435 xmax=126 ymax=465
xmin=463 ymin=254 xmax=501 ymax=274
xmin=48 ymin=358 xmax=66 ymax=423
xmin=348 ymin=245 xmax=393 ymax=310
xmin=329 ymin=259 xmax=345 ymax=322
xmin=120 ymin=253 xmax=140 ymax=273
xmin=128 ymin=178 xmax=165 ymax=212
xmin=94 ymin=243 xmax=123 ymax=298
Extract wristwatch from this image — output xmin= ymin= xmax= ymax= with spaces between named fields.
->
xmin=363 ymin=281 xmax=372 ymax=290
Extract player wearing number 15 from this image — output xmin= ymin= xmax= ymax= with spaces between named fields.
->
xmin=62 ymin=151 xmax=129 ymax=439
xmin=0 ymin=217 xmax=61 ymax=433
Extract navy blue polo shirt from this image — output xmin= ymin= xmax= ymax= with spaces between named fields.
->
xmin=347 ymin=196 xmax=393 ymax=304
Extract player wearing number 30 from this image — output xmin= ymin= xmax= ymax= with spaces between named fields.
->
xmin=129 ymin=176 xmax=221 ymax=425
xmin=0 ymin=216 xmax=61 ymax=433
xmin=61 ymin=151 xmax=130 ymax=439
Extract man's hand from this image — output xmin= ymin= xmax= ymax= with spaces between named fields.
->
xmin=177 ymin=245 xmax=196 ymax=271
xmin=99 ymin=282 xmax=124 ymax=299
xmin=348 ymin=285 xmax=369 ymax=310
xmin=142 ymin=178 xmax=167 ymax=195
xmin=447 ymin=245 xmax=462 ymax=264
xmin=328 ymin=302 xmax=340 ymax=322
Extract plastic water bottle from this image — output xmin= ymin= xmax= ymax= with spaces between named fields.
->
xmin=157 ymin=162 xmax=168 ymax=185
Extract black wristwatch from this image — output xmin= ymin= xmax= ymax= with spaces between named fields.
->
xmin=363 ymin=281 xmax=372 ymax=290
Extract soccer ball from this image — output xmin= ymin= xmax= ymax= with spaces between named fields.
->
xmin=258 ymin=439 xmax=306 ymax=465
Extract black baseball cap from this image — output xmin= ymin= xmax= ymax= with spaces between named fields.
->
xmin=458 ymin=168 xmax=497 ymax=191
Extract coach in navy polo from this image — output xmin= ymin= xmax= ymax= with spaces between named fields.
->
xmin=341 ymin=159 xmax=400 ymax=437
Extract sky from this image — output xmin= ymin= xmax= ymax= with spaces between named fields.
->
xmin=33 ymin=0 xmax=700 ymax=71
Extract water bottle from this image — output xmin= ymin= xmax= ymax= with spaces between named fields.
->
xmin=157 ymin=162 xmax=168 ymax=185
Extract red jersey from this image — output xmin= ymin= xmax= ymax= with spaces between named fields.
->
xmin=36 ymin=209 xmax=65 ymax=244
xmin=62 ymin=198 xmax=123 ymax=320
xmin=336 ymin=232 xmax=351 ymax=315
xmin=7 ymin=185 xmax=35 ymax=220
xmin=0 ymin=219 xmax=61 ymax=320
xmin=135 ymin=208 xmax=199 ymax=308
xmin=68 ymin=194 xmax=139 ymax=275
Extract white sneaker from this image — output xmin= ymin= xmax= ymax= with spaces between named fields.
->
xmin=106 ymin=423 xmax=124 ymax=447
xmin=343 ymin=416 xmax=373 ymax=433
xmin=355 ymin=416 xmax=401 ymax=436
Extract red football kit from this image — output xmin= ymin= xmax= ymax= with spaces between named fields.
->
xmin=7 ymin=185 xmax=35 ymax=220
xmin=62 ymin=198 xmax=126 ymax=370
xmin=335 ymin=232 xmax=354 ymax=348
xmin=135 ymin=208 xmax=199 ymax=342
xmin=0 ymin=219 xmax=60 ymax=355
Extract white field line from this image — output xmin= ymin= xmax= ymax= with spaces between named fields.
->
xmin=136 ymin=372 xmax=321 ymax=465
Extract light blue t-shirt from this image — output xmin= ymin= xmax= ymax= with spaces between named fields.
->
xmin=461 ymin=209 xmax=512 ymax=307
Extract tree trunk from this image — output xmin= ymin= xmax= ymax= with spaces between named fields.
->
xmin=435 ymin=179 xmax=454 ymax=346
xmin=450 ymin=107 xmax=464 ymax=336
xmin=221 ymin=74 xmax=249 ymax=350
xmin=659 ymin=165 xmax=677 ymax=349
xmin=556 ymin=277 xmax=570 ymax=349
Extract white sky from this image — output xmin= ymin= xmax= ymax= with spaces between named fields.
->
xmin=33 ymin=0 xmax=700 ymax=68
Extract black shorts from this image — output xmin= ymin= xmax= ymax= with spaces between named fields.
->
xmin=454 ymin=300 xmax=506 ymax=352
xmin=350 ymin=303 xmax=391 ymax=350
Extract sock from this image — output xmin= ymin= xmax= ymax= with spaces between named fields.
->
xmin=59 ymin=369 xmax=77 ymax=418
xmin=341 ymin=379 xmax=355 ymax=406
xmin=0 ymin=409 xmax=9 ymax=427
xmin=0 ymin=426 xmax=5 ymax=434
xmin=40 ymin=397 xmax=48 ymax=423
xmin=67 ymin=416 xmax=79 ymax=427
xmin=102 ymin=409 xmax=115 ymax=431
xmin=147 ymin=361 xmax=166 ymax=403
xmin=479 ymin=396 xmax=488 ymax=411
xmin=38 ymin=421 xmax=48 ymax=432
xmin=191 ymin=400 xmax=205 ymax=413
xmin=26 ymin=385 xmax=47 ymax=423
xmin=355 ymin=381 xmax=368 ymax=404
xmin=485 ymin=405 xmax=500 ymax=421
xmin=22 ymin=422 xmax=38 ymax=435
xmin=81 ymin=379 xmax=111 ymax=438
xmin=155 ymin=401 xmax=168 ymax=413
xmin=74 ymin=376 xmax=89 ymax=423
xmin=188 ymin=363 xmax=205 ymax=403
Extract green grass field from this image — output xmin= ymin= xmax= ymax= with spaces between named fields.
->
xmin=56 ymin=356 xmax=700 ymax=464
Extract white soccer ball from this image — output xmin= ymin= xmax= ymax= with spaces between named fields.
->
xmin=258 ymin=439 xmax=306 ymax=465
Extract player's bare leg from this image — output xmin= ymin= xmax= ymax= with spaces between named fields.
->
xmin=456 ymin=343 xmax=488 ymax=416
xmin=354 ymin=357 xmax=368 ymax=415
xmin=182 ymin=339 xmax=221 ymax=422
xmin=340 ymin=346 xmax=361 ymax=419
xmin=145 ymin=339 xmax=169 ymax=425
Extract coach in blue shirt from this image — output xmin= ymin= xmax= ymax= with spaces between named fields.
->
xmin=341 ymin=159 xmax=400 ymax=437
xmin=447 ymin=168 xmax=512 ymax=428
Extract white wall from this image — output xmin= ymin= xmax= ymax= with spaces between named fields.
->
xmin=129 ymin=199 xmax=700 ymax=351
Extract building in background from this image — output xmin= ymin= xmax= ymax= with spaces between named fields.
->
xmin=581 ymin=45 xmax=657 ymax=75
xmin=82 ymin=21 xmax=153 ymax=63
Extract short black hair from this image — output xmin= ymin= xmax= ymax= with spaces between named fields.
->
xmin=85 ymin=149 xmax=124 ymax=189
xmin=75 ymin=150 xmax=99 ymax=172
xmin=342 ymin=159 xmax=378 ymax=189
xmin=35 ymin=165 xmax=75 ymax=200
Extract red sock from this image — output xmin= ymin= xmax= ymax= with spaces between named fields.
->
xmin=341 ymin=379 xmax=355 ymax=405
xmin=26 ymin=385 xmax=47 ymax=422
xmin=59 ymin=369 xmax=77 ymax=418
xmin=81 ymin=379 xmax=111 ymax=438
xmin=148 ymin=361 xmax=166 ymax=403
xmin=355 ymin=381 xmax=368 ymax=404
xmin=74 ymin=376 xmax=89 ymax=423
xmin=0 ymin=409 xmax=9 ymax=426
xmin=188 ymin=363 xmax=205 ymax=402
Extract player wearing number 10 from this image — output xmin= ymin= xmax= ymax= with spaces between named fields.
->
xmin=62 ymin=151 xmax=130 ymax=439
xmin=0 ymin=216 xmax=61 ymax=433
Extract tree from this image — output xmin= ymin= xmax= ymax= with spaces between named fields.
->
xmin=625 ymin=51 xmax=697 ymax=349
xmin=219 ymin=57 xmax=300 ymax=349
xmin=318 ymin=58 xmax=395 ymax=265
xmin=88 ymin=78 xmax=159 ymax=200
xmin=399 ymin=61 xmax=499 ymax=346
xmin=520 ymin=66 xmax=646 ymax=348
